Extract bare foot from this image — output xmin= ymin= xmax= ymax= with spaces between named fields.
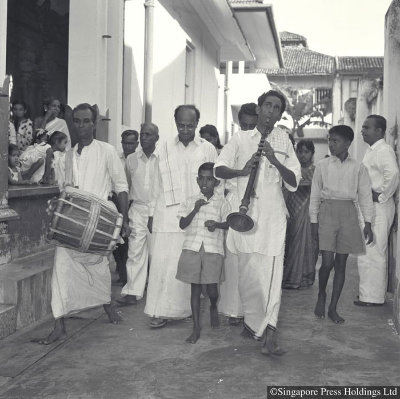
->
xmin=328 ymin=308 xmax=345 ymax=324
xmin=240 ymin=327 xmax=253 ymax=339
xmin=186 ymin=328 xmax=201 ymax=344
xmin=261 ymin=329 xmax=287 ymax=356
xmin=104 ymin=304 xmax=122 ymax=324
xmin=116 ymin=295 xmax=137 ymax=306
xmin=210 ymin=306 xmax=220 ymax=328
xmin=31 ymin=319 xmax=66 ymax=345
xmin=229 ymin=317 xmax=242 ymax=326
xmin=314 ymin=293 xmax=326 ymax=319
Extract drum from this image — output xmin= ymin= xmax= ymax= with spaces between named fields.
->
xmin=47 ymin=186 xmax=123 ymax=256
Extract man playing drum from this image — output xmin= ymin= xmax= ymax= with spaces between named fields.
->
xmin=34 ymin=103 xmax=130 ymax=345
xmin=215 ymin=90 xmax=301 ymax=355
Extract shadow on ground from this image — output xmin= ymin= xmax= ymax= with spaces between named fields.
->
xmin=0 ymin=256 xmax=399 ymax=398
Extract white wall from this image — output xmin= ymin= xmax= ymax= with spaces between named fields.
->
xmin=68 ymin=0 xmax=125 ymax=147
xmin=384 ymin=0 xmax=400 ymax=326
xmin=122 ymin=0 xmax=221 ymax=143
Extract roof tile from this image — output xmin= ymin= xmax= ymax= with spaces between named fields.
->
xmin=261 ymin=47 xmax=335 ymax=76
xmin=337 ymin=57 xmax=384 ymax=72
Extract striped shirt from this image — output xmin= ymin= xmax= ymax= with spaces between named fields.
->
xmin=178 ymin=193 xmax=230 ymax=255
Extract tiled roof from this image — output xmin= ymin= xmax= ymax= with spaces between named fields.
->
xmin=261 ymin=47 xmax=335 ymax=76
xmin=280 ymin=31 xmax=307 ymax=44
xmin=337 ymin=57 xmax=384 ymax=72
xmin=229 ymin=0 xmax=266 ymax=4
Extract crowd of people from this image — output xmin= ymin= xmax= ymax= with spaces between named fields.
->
xmin=7 ymin=89 xmax=399 ymax=356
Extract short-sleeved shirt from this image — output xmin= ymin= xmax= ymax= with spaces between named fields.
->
xmin=178 ymin=193 xmax=230 ymax=255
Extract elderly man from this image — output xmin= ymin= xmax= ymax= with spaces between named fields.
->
xmin=118 ymin=123 xmax=159 ymax=306
xmin=215 ymin=90 xmax=301 ymax=355
xmin=144 ymin=105 xmax=218 ymax=328
xmin=355 ymin=115 xmax=399 ymax=306
xmin=35 ymin=103 xmax=130 ymax=344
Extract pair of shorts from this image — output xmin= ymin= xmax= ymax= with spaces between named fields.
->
xmin=176 ymin=245 xmax=223 ymax=284
xmin=318 ymin=199 xmax=365 ymax=254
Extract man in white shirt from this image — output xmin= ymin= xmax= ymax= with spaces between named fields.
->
xmin=117 ymin=123 xmax=159 ymax=306
xmin=34 ymin=103 xmax=130 ymax=345
xmin=144 ymin=105 xmax=218 ymax=328
xmin=215 ymin=90 xmax=301 ymax=356
xmin=355 ymin=115 xmax=399 ymax=306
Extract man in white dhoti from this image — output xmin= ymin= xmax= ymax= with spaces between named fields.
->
xmin=355 ymin=115 xmax=399 ymax=306
xmin=144 ymin=105 xmax=218 ymax=328
xmin=215 ymin=90 xmax=301 ymax=355
xmin=218 ymin=102 xmax=259 ymax=325
xmin=117 ymin=123 xmax=159 ymax=306
xmin=35 ymin=103 xmax=130 ymax=344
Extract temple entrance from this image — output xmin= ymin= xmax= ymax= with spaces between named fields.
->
xmin=6 ymin=0 xmax=69 ymax=119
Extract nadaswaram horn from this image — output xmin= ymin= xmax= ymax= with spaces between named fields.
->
xmin=226 ymin=123 xmax=274 ymax=232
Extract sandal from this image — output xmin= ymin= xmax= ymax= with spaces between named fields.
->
xmin=149 ymin=318 xmax=167 ymax=328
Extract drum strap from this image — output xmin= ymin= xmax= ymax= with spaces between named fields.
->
xmin=80 ymin=200 xmax=101 ymax=252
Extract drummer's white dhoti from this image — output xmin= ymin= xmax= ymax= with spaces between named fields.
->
xmin=121 ymin=204 xmax=151 ymax=299
xmin=51 ymin=247 xmax=111 ymax=319
xmin=218 ymin=248 xmax=243 ymax=318
xmin=236 ymin=251 xmax=284 ymax=338
xmin=358 ymin=200 xmax=395 ymax=304
xmin=144 ymin=232 xmax=191 ymax=319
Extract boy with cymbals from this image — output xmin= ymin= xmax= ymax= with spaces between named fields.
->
xmin=176 ymin=162 xmax=229 ymax=343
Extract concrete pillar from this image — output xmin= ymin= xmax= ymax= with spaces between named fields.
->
xmin=143 ymin=0 xmax=155 ymax=123
xmin=384 ymin=0 xmax=400 ymax=333
xmin=223 ymin=61 xmax=232 ymax=144
xmin=0 ymin=0 xmax=7 ymax=84
xmin=106 ymin=0 xmax=124 ymax=147
xmin=332 ymin=74 xmax=342 ymax=125
xmin=0 ymin=78 xmax=18 ymax=265
xmin=353 ymin=78 xmax=372 ymax=161
xmin=68 ymin=0 xmax=107 ymax=110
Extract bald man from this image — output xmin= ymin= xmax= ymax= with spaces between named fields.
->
xmin=118 ymin=123 xmax=160 ymax=306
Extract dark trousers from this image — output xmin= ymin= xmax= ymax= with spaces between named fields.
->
xmin=113 ymin=237 xmax=128 ymax=283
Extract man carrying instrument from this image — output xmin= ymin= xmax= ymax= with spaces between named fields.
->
xmin=34 ymin=103 xmax=130 ymax=345
xmin=215 ymin=90 xmax=301 ymax=355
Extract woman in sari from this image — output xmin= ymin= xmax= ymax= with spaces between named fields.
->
xmin=283 ymin=139 xmax=318 ymax=289
xmin=34 ymin=97 xmax=71 ymax=150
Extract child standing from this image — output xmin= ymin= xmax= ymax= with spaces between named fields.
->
xmin=310 ymin=125 xmax=374 ymax=324
xmin=8 ymin=144 xmax=43 ymax=185
xmin=47 ymin=131 xmax=68 ymax=186
xmin=176 ymin=162 xmax=229 ymax=343
xmin=19 ymin=130 xmax=52 ymax=183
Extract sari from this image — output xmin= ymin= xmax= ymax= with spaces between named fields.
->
xmin=283 ymin=164 xmax=318 ymax=288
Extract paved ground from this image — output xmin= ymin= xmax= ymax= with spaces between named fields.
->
xmin=0 ymin=256 xmax=399 ymax=399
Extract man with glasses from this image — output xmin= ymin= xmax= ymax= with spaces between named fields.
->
xmin=144 ymin=105 xmax=218 ymax=328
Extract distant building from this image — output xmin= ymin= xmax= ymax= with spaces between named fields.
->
xmin=261 ymin=31 xmax=383 ymax=161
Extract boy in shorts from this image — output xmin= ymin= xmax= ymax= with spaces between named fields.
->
xmin=176 ymin=162 xmax=229 ymax=343
xmin=310 ymin=125 xmax=374 ymax=324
